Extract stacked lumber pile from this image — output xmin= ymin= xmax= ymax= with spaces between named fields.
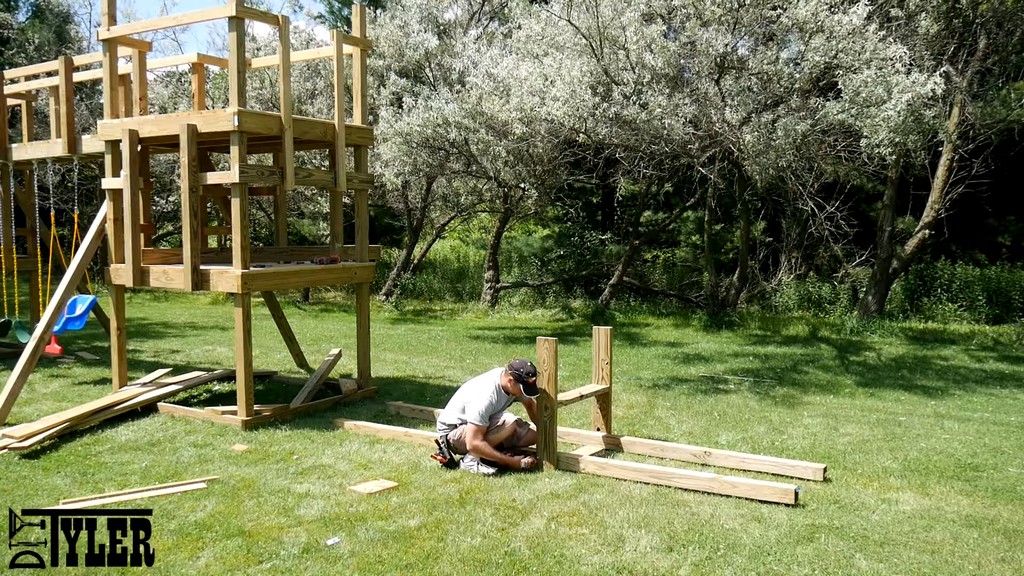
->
xmin=0 ymin=369 xmax=235 ymax=454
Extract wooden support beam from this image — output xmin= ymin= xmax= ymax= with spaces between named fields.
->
xmin=591 ymin=325 xmax=612 ymax=433
xmin=191 ymin=62 xmax=207 ymax=111
xmin=100 ymin=0 xmax=120 ymax=121
xmin=278 ymin=15 xmax=294 ymax=191
xmin=109 ymin=284 xmax=127 ymax=390
xmin=329 ymin=29 xmax=346 ymax=255
xmin=0 ymin=70 xmax=8 ymax=161
xmin=180 ymin=124 xmax=201 ymax=290
xmin=385 ymin=401 xmax=828 ymax=482
xmin=557 ymin=384 xmax=610 ymax=407
xmin=131 ymin=48 xmax=148 ymax=116
xmin=57 ymin=56 xmax=75 ymax=155
xmin=290 ymin=348 xmax=343 ymax=407
xmin=536 ymin=336 xmax=559 ymax=471
xmin=0 ymin=202 xmax=108 ymax=424
xmin=234 ymin=293 xmax=254 ymax=418
xmin=121 ymin=129 xmax=142 ymax=286
xmin=53 ymin=477 xmax=218 ymax=510
xmin=261 ymin=291 xmax=311 ymax=372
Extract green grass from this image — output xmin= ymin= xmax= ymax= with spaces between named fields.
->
xmin=2 ymin=292 xmax=1023 ymax=575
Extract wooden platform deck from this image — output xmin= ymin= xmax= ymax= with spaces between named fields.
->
xmin=107 ymin=260 xmax=375 ymax=293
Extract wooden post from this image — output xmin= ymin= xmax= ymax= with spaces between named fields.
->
xmin=131 ymin=49 xmax=148 ymax=116
xmin=272 ymin=152 xmax=287 ymax=246
xmin=0 ymin=70 xmax=8 ymax=158
xmin=536 ymin=336 xmax=559 ymax=471
xmin=278 ymin=15 xmax=294 ymax=192
xmin=190 ymin=62 xmax=206 ymax=111
xmin=57 ymin=56 xmax=75 ymax=154
xmin=121 ymin=129 xmax=141 ymax=286
xmin=228 ymin=5 xmax=253 ymax=418
xmin=329 ymin=29 xmax=346 ymax=255
xmin=592 ymin=326 xmax=613 ymax=433
xmin=351 ymin=5 xmax=371 ymax=389
xmin=180 ymin=124 xmax=201 ymax=291
xmin=23 ymin=166 xmax=40 ymax=324
xmin=101 ymin=0 xmax=120 ymax=121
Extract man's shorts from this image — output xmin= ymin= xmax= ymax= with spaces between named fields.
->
xmin=444 ymin=412 xmax=532 ymax=455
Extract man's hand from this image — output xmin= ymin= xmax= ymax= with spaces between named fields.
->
xmin=519 ymin=455 xmax=537 ymax=470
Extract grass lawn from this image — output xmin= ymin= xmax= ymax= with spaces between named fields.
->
xmin=2 ymin=291 xmax=1023 ymax=575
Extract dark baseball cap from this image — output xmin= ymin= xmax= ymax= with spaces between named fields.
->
xmin=507 ymin=358 xmax=539 ymax=398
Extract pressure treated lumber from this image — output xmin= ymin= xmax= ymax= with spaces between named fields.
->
xmin=334 ymin=418 xmax=800 ymax=504
xmin=591 ymin=325 xmax=613 ymax=433
xmin=0 ymin=202 xmax=109 ymax=425
xmin=557 ymin=384 xmax=611 ymax=407
xmin=290 ymin=348 xmax=343 ymax=407
xmin=384 ymin=401 xmax=827 ymax=482
xmin=52 ymin=477 xmax=218 ymax=510
xmin=261 ymin=291 xmax=310 ymax=372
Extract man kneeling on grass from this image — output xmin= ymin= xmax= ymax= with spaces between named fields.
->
xmin=435 ymin=359 xmax=541 ymax=474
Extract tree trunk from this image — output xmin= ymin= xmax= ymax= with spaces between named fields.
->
xmin=597 ymin=239 xmax=641 ymax=309
xmin=857 ymin=160 xmax=902 ymax=318
xmin=858 ymin=90 xmax=965 ymax=318
xmin=724 ymin=174 xmax=752 ymax=309
xmin=702 ymin=187 xmax=722 ymax=314
xmin=378 ymin=179 xmax=433 ymax=302
xmin=480 ymin=194 xmax=514 ymax=308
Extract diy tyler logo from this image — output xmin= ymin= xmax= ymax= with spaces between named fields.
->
xmin=8 ymin=508 xmax=155 ymax=569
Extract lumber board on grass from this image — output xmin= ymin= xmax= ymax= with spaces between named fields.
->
xmin=51 ymin=480 xmax=214 ymax=510
xmin=557 ymin=384 xmax=610 ymax=407
xmin=290 ymin=348 xmax=343 ymax=407
xmin=205 ymin=404 xmax=287 ymax=416
xmin=554 ymin=428 xmax=827 ymax=482
xmin=5 ymin=371 xmax=233 ymax=451
xmin=128 ymin=368 xmax=174 ymax=386
xmin=1 ymin=380 xmax=168 ymax=441
xmin=385 ymin=401 xmax=827 ymax=481
xmin=335 ymin=418 xmax=799 ymax=504
xmin=60 ymin=477 xmax=220 ymax=505
xmin=557 ymin=451 xmax=799 ymax=505
xmin=348 ymin=479 xmax=398 ymax=495
xmin=570 ymin=445 xmax=605 ymax=457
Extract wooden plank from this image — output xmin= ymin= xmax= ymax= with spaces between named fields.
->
xmin=60 ymin=477 xmax=219 ymax=505
xmin=122 ymin=129 xmax=142 ymax=286
xmin=536 ymin=337 xmax=558 ymax=471
xmin=191 ymin=62 xmax=207 ymax=111
xmin=334 ymin=418 xmax=437 ymax=447
xmin=205 ymin=404 xmax=286 ymax=416
xmin=156 ymin=402 xmax=245 ymax=427
xmin=348 ymin=479 xmax=398 ymax=495
xmin=592 ymin=325 xmax=613 ymax=432
xmin=51 ymin=480 xmax=213 ymax=510
xmin=556 ymin=384 xmax=610 ymax=407
xmin=131 ymin=49 xmax=148 ymax=116
xmin=180 ymin=124 xmax=201 ymax=290
xmin=261 ymin=291 xmax=311 ymax=372
xmin=109 ymin=284 xmax=127 ymax=390
xmin=57 ymin=56 xmax=75 ymax=154
xmin=198 ymin=164 xmax=281 ymax=186
xmin=0 ymin=202 xmax=108 ymax=424
xmin=128 ymin=368 xmax=174 ymax=385
xmin=558 ymin=451 xmax=799 ymax=505
xmin=235 ymin=293 xmax=254 ymax=418
xmin=329 ymin=29 xmax=346 ymax=256
xmin=570 ymin=445 xmax=605 ymax=457
xmin=2 ymin=380 xmax=166 ymax=440
xmin=98 ymin=6 xmax=231 ymax=41
xmin=139 ymin=245 xmax=382 ymax=265
xmin=290 ymin=348 xmax=343 ymax=407
xmin=552 ymin=427 xmax=827 ymax=482
xmin=385 ymin=401 xmax=827 ymax=481
xmin=335 ymin=416 xmax=798 ymax=504
xmin=232 ymin=5 xmax=280 ymax=27
xmin=278 ymin=14 xmax=294 ymax=191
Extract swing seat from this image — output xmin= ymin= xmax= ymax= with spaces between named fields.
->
xmin=52 ymin=295 xmax=99 ymax=336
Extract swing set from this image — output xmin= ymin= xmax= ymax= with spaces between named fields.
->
xmin=1 ymin=159 xmax=98 ymax=352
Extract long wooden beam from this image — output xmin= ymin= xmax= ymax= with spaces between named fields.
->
xmin=0 ymin=201 xmax=108 ymax=424
xmin=333 ymin=418 xmax=800 ymax=505
xmin=261 ymin=291 xmax=311 ymax=372
xmin=290 ymin=348 xmax=343 ymax=407
xmin=384 ymin=401 xmax=827 ymax=482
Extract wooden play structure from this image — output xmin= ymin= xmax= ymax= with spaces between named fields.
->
xmin=0 ymin=0 xmax=377 ymax=428
xmin=336 ymin=327 xmax=828 ymax=505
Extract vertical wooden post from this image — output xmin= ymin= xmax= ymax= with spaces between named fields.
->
xmin=20 ymin=100 xmax=33 ymax=143
xmin=101 ymin=0 xmax=120 ymax=121
xmin=190 ymin=63 xmax=207 ymax=111
xmin=23 ymin=166 xmax=40 ymax=324
xmin=591 ymin=325 xmax=613 ymax=433
xmin=329 ymin=29 xmax=346 ymax=255
xmin=278 ymin=15 xmax=294 ymax=192
xmin=121 ymin=129 xmax=141 ymax=286
xmin=351 ymin=4 xmax=371 ymax=389
xmin=102 ymin=0 xmax=126 ymax=391
xmin=0 ymin=70 xmax=8 ymax=158
xmin=228 ymin=4 xmax=253 ymax=418
xmin=536 ymin=336 xmax=559 ymax=471
xmin=272 ymin=152 xmax=287 ymax=245
xmin=131 ymin=49 xmax=148 ymax=116
xmin=57 ymin=56 xmax=75 ymax=155
xmin=180 ymin=124 xmax=201 ymax=291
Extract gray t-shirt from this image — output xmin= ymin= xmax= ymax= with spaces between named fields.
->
xmin=436 ymin=367 xmax=521 ymax=433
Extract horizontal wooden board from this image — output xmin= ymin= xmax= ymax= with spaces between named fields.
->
xmin=557 ymin=384 xmax=610 ymax=407
xmin=140 ymin=245 xmax=382 ymax=265
xmin=348 ymin=479 xmax=398 ymax=495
